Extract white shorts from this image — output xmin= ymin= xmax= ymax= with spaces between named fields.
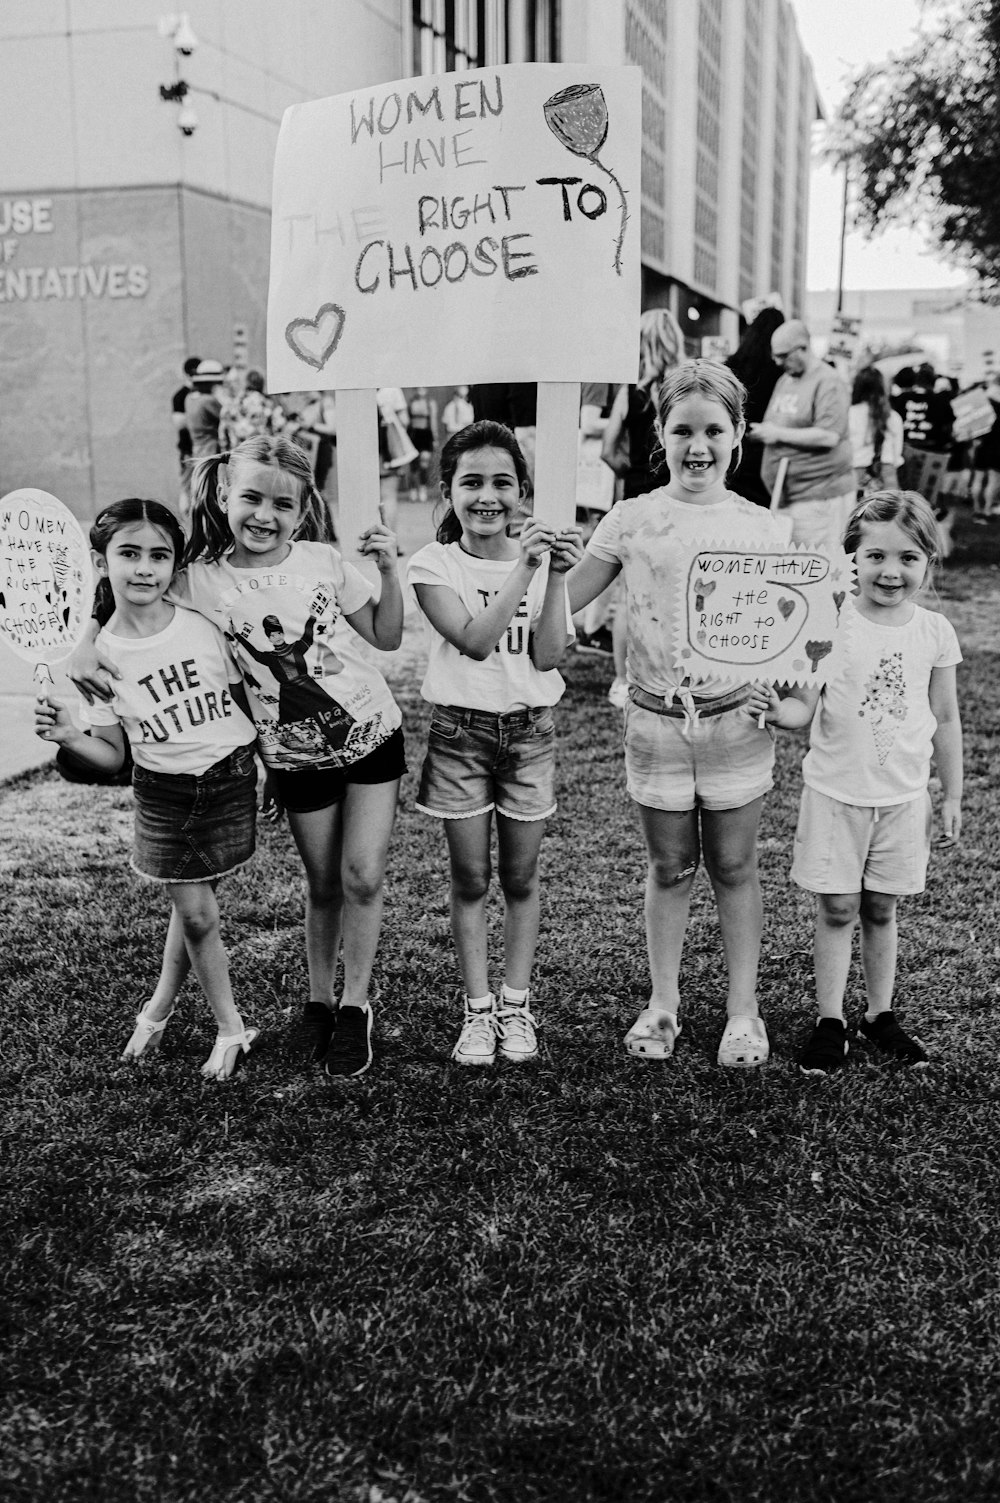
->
xmin=623 ymin=699 xmax=775 ymax=812
xmin=791 ymin=786 xmax=932 ymax=895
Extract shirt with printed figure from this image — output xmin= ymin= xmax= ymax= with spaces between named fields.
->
xmin=586 ymin=489 xmax=791 ymax=701
xmin=803 ymin=597 xmax=962 ymax=806
xmin=82 ymin=605 xmax=256 ymax=775
xmin=407 ymin=541 xmax=571 ymax=711
xmin=169 ymin=541 xmax=402 ymax=772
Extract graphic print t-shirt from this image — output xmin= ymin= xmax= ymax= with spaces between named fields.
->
xmin=803 ymin=599 xmax=962 ymax=805
xmin=174 ymin=542 xmax=401 ymax=772
xmin=587 ymin=489 xmax=791 ymax=700
xmin=82 ymin=606 xmax=256 ymax=774
xmin=406 ymin=542 xmax=570 ymax=711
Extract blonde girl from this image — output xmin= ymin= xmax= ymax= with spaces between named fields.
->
xmin=569 ymin=361 xmax=790 ymax=1069
xmin=753 ymin=490 xmax=962 ymax=1074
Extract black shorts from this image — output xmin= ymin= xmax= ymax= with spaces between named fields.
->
xmin=270 ymin=728 xmax=407 ymax=814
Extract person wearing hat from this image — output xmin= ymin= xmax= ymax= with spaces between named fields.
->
xmin=184 ymin=359 xmax=226 ymax=462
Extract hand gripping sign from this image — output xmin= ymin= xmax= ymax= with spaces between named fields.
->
xmin=674 ymin=542 xmax=854 ymax=687
xmin=0 ymin=489 xmax=93 ymax=694
xmin=267 ymin=63 xmax=641 ymax=548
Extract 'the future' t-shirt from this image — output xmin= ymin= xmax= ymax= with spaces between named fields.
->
xmin=82 ymin=606 xmax=255 ymax=774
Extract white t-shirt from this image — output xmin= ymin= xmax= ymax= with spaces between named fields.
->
xmin=849 ymin=405 xmax=905 ymax=469
xmin=82 ymin=606 xmax=255 ymax=774
xmin=171 ymin=542 xmax=402 ymax=772
xmin=406 ymin=541 xmax=570 ymax=711
xmin=587 ymin=488 xmax=792 ymax=700
xmin=803 ymin=599 xmax=962 ymax=806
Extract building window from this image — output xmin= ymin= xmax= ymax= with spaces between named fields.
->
xmin=412 ymin=0 xmax=559 ymax=74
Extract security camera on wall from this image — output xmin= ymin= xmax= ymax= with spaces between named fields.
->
xmin=178 ymin=104 xmax=198 ymax=136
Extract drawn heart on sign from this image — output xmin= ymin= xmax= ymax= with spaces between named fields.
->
xmin=778 ymin=597 xmax=795 ymax=620
xmin=284 ymin=303 xmax=346 ymax=371
xmin=833 ymin=590 xmax=845 ymax=619
xmin=696 ymin=629 xmax=706 ymax=645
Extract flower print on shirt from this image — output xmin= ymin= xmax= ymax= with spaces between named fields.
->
xmin=860 ymin=651 xmax=906 ymax=765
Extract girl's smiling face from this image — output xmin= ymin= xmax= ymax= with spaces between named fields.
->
xmin=223 ymin=459 xmax=304 ymax=567
xmin=853 ymin=519 xmax=929 ymax=621
xmin=658 ymin=394 xmax=744 ymax=501
xmin=446 ymin=446 xmax=525 ymax=551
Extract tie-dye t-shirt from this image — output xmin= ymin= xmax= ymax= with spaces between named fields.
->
xmin=803 ymin=598 xmax=961 ymax=805
xmin=587 ymin=488 xmax=790 ymax=699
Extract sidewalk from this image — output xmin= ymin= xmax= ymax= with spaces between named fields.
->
xmin=0 ymin=494 xmax=438 ymax=785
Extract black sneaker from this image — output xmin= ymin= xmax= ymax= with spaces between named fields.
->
xmin=798 ymin=1018 xmax=849 ymax=1076
xmin=576 ymin=626 xmax=613 ymax=657
xmin=324 ymin=1002 xmax=373 ymax=1078
xmin=298 ymin=1001 xmax=336 ymax=1065
xmin=858 ymin=1011 xmax=928 ymax=1066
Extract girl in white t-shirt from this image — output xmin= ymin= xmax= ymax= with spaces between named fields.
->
xmin=407 ymin=421 xmax=581 ymax=1066
xmin=567 ymin=361 xmax=791 ymax=1070
xmin=753 ymin=490 xmax=963 ymax=1075
xmin=71 ymin=435 xmax=405 ymax=1081
xmin=36 ymin=498 xmax=261 ymax=1081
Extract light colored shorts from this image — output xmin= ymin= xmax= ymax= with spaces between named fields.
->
xmin=782 ymin=490 xmax=855 ymax=549
xmin=623 ymin=698 xmax=775 ymax=812
xmin=791 ymin=786 xmax=932 ymax=895
xmin=417 ymin=705 xmax=556 ymax=822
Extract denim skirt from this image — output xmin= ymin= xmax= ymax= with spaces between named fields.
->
xmin=131 ymin=744 xmax=257 ymax=884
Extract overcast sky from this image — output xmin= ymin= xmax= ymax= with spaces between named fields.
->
xmin=790 ymin=0 xmax=969 ymax=292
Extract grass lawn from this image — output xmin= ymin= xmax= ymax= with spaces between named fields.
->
xmin=2 ymin=516 xmax=999 ymax=1503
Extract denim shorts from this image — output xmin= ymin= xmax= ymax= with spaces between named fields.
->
xmin=791 ymin=786 xmax=932 ymax=896
xmin=132 ymin=744 xmax=257 ymax=884
xmin=417 ymin=705 xmax=556 ymax=822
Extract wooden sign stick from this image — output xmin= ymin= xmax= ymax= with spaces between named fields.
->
xmin=533 ymin=380 xmax=582 ymax=532
xmin=334 ymin=388 xmax=381 ymax=562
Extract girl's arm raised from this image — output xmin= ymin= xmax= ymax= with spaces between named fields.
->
xmin=414 ymin=556 xmax=540 ymax=661
xmin=347 ymin=517 xmax=404 ymax=651
xmin=34 ymin=697 xmax=126 ymax=773
xmin=929 ymin=663 xmax=963 ymax=842
xmin=565 ymin=552 xmax=621 ymax=614
xmin=530 ymin=526 xmax=584 ymax=670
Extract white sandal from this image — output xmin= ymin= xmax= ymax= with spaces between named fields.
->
xmin=717 ymin=1015 xmax=769 ymax=1068
xmin=624 ymin=1007 xmax=681 ymax=1060
xmin=121 ymin=1005 xmax=174 ymax=1060
xmin=201 ymin=1026 xmax=259 ymax=1081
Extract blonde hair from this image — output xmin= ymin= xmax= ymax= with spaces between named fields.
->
xmin=637 ymin=308 xmax=685 ymax=394
xmin=654 ymin=360 xmax=748 ymax=431
xmin=185 ymin=434 xmax=335 ymax=565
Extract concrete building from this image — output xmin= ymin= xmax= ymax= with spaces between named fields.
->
xmin=806 ymin=285 xmax=1000 ymax=386
xmin=1 ymin=0 xmax=819 ymax=522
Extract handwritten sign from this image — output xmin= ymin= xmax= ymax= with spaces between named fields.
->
xmin=266 ymin=64 xmax=641 ymax=390
xmin=0 ymin=490 xmax=93 ymax=681
xmin=827 ymin=314 xmax=862 ymax=363
xmin=674 ymin=542 xmax=853 ymax=686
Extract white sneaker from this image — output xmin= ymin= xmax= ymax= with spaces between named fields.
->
xmin=452 ymin=997 xmax=497 ymax=1065
xmin=607 ymin=678 xmax=629 ymax=710
xmin=496 ymin=996 xmax=539 ymax=1062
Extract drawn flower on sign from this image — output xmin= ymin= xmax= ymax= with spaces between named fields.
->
xmin=805 ymin=639 xmax=832 ymax=673
xmin=543 ymin=84 xmax=629 ymax=276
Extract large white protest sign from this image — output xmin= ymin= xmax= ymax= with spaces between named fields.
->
xmin=0 ymin=489 xmax=93 ymax=690
xmin=674 ymin=542 xmax=853 ymax=687
xmin=267 ymin=64 xmax=641 ymax=392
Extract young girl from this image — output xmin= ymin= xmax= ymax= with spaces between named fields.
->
xmin=71 ymin=435 xmax=405 ymax=1080
xmin=36 ymin=499 xmax=261 ymax=1081
xmin=407 ymin=421 xmax=581 ymax=1064
xmin=567 ymin=361 xmax=791 ymax=1068
xmin=752 ymin=490 xmax=963 ymax=1074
